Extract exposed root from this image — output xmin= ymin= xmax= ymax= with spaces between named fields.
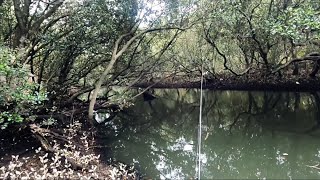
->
xmin=29 ymin=123 xmax=84 ymax=170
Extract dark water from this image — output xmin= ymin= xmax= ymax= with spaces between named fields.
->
xmin=98 ymin=89 xmax=320 ymax=179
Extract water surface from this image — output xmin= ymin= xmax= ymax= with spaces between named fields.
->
xmin=98 ymin=89 xmax=320 ymax=179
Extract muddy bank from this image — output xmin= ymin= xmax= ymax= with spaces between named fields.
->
xmin=133 ymin=76 xmax=320 ymax=92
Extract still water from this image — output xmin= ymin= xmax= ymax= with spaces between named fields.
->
xmin=98 ymin=89 xmax=320 ymax=179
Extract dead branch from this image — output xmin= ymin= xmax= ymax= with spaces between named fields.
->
xmin=306 ymin=163 xmax=320 ymax=170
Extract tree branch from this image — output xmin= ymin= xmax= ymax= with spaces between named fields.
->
xmin=272 ymin=53 xmax=320 ymax=73
xmin=88 ymin=26 xmax=185 ymax=124
xmin=204 ymin=28 xmax=251 ymax=76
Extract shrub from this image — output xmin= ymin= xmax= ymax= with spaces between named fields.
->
xmin=0 ymin=46 xmax=46 ymax=129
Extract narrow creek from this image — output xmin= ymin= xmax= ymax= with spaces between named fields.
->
xmin=97 ymin=89 xmax=320 ymax=179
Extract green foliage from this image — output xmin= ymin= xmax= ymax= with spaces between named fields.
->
xmin=196 ymin=0 xmax=320 ymax=74
xmin=0 ymin=0 xmax=15 ymax=42
xmin=0 ymin=46 xmax=46 ymax=129
xmin=268 ymin=6 xmax=320 ymax=41
xmin=0 ymin=0 xmax=318 ymax=118
xmin=40 ymin=0 xmax=139 ymax=92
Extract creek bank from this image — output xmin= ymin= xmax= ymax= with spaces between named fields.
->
xmin=0 ymin=112 xmax=139 ymax=179
xmin=133 ymin=75 xmax=320 ymax=92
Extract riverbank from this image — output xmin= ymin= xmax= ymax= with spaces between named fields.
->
xmin=133 ymin=75 xmax=320 ymax=92
xmin=0 ymin=120 xmax=138 ymax=179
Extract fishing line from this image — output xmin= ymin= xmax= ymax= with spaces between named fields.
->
xmin=197 ymin=63 xmax=204 ymax=180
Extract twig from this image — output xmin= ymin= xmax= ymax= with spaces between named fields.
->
xmin=306 ymin=163 xmax=320 ymax=170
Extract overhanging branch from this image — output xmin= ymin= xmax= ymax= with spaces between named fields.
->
xmin=272 ymin=53 xmax=320 ymax=73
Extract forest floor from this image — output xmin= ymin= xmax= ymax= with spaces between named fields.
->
xmin=134 ymin=73 xmax=320 ymax=92
xmin=0 ymin=118 xmax=138 ymax=179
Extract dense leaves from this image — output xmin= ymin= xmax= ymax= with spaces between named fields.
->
xmin=0 ymin=0 xmax=319 ymax=125
xmin=268 ymin=6 xmax=320 ymax=41
xmin=0 ymin=1 xmax=320 ymax=178
xmin=0 ymin=46 xmax=46 ymax=129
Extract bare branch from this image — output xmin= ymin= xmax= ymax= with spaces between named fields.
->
xmin=204 ymin=28 xmax=251 ymax=76
xmin=272 ymin=53 xmax=320 ymax=73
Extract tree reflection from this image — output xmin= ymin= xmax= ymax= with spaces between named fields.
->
xmin=306 ymin=92 xmax=320 ymax=134
xmin=97 ymin=89 xmax=320 ymax=179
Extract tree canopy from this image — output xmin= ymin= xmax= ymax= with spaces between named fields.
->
xmin=0 ymin=0 xmax=319 ymax=126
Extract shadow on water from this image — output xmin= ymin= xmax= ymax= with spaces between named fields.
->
xmin=96 ymin=89 xmax=320 ymax=179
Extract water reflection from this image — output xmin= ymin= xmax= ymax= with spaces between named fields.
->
xmin=97 ymin=90 xmax=320 ymax=179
